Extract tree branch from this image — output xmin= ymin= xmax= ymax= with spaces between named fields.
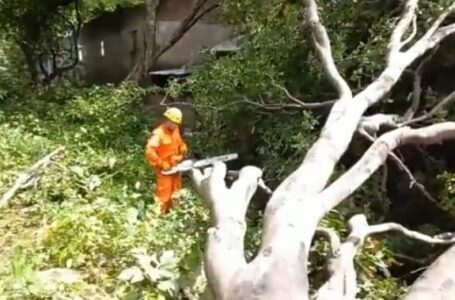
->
xmin=403 ymin=46 xmax=438 ymax=121
xmin=358 ymin=129 xmax=441 ymax=209
xmin=401 ymin=89 xmax=455 ymax=126
xmin=405 ymin=3 xmax=455 ymax=60
xmin=300 ymin=0 xmax=352 ymax=99
xmin=358 ymin=113 xmax=400 ymax=136
xmin=143 ymin=0 xmax=161 ymax=76
xmin=257 ymin=4 xmax=455 ymax=295
xmin=401 ymin=15 xmax=418 ymax=48
xmin=368 ymin=223 xmax=455 ymax=244
xmin=387 ymin=0 xmax=418 ymax=61
xmin=153 ymin=0 xmax=219 ymax=61
xmin=125 ymin=0 xmax=161 ymax=81
xmin=41 ymin=0 xmax=82 ymax=83
xmin=161 ymin=91 xmax=333 ymax=112
xmin=191 ymin=163 xmax=263 ymax=299
xmin=267 ymin=0 xmax=447 ymax=212
xmin=0 ymin=147 xmax=65 ymax=209
xmin=271 ymin=80 xmax=335 ymax=109
xmin=191 ymin=1 xmax=455 ymax=298
xmin=261 ymin=0 xmax=355 ymax=218
xmin=59 ymin=0 xmax=82 ymax=71
xmin=317 ymin=214 xmax=455 ymax=300
xmin=319 ymin=123 xmax=455 ymax=210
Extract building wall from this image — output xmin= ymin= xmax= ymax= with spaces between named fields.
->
xmin=156 ymin=21 xmax=229 ymax=69
xmin=79 ymin=0 xmax=229 ymax=84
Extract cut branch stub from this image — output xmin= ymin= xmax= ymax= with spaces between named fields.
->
xmin=192 ymin=163 xmax=262 ymax=223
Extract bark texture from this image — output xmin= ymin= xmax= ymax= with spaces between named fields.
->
xmin=403 ymin=244 xmax=455 ymax=300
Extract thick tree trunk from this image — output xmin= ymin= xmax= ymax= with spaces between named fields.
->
xmin=18 ymin=42 xmax=39 ymax=83
xmin=402 ymin=244 xmax=455 ymax=300
xmin=126 ymin=0 xmax=160 ymax=82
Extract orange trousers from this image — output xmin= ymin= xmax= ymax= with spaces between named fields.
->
xmin=154 ymin=169 xmax=182 ymax=214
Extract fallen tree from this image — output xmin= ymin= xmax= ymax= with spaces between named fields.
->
xmin=189 ymin=0 xmax=455 ymax=299
xmin=402 ymin=243 xmax=455 ymax=299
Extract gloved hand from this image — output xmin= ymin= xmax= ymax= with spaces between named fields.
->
xmin=161 ymin=161 xmax=172 ymax=170
xmin=170 ymin=155 xmax=184 ymax=165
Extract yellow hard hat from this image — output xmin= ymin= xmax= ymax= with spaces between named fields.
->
xmin=163 ymin=107 xmax=182 ymax=124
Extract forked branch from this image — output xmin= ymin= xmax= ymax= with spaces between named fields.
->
xmin=387 ymin=0 xmax=418 ymax=60
xmin=191 ymin=163 xmax=263 ymax=299
xmin=406 ymin=3 xmax=455 ymax=60
xmin=301 ymin=0 xmax=352 ymax=99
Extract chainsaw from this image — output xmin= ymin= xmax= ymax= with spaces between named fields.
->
xmin=161 ymin=153 xmax=273 ymax=195
xmin=161 ymin=153 xmax=239 ymax=175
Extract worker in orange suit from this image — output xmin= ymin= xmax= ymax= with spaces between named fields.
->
xmin=145 ymin=107 xmax=188 ymax=214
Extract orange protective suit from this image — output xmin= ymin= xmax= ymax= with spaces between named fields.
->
xmin=145 ymin=124 xmax=188 ymax=214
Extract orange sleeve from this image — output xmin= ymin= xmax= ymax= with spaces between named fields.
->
xmin=180 ymin=140 xmax=188 ymax=156
xmin=145 ymin=134 xmax=161 ymax=167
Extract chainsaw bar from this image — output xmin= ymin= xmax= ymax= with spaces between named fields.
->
xmin=161 ymin=153 xmax=238 ymax=175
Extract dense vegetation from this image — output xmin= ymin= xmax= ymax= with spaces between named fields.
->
xmin=1 ymin=0 xmax=455 ymax=299
xmin=0 ymin=80 xmax=214 ymax=298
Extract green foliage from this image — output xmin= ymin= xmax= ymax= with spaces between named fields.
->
xmin=83 ymin=0 xmax=143 ymax=18
xmin=436 ymin=171 xmax=455 ymax=215
xmin=358 ymin=277 xmax=407 ymax=300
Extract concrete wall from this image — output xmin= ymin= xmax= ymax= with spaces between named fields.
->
xmin=79 ymin=0 xmax=229 ymax=84
xmin=156 ymin=21 xmax=230 ymax=69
